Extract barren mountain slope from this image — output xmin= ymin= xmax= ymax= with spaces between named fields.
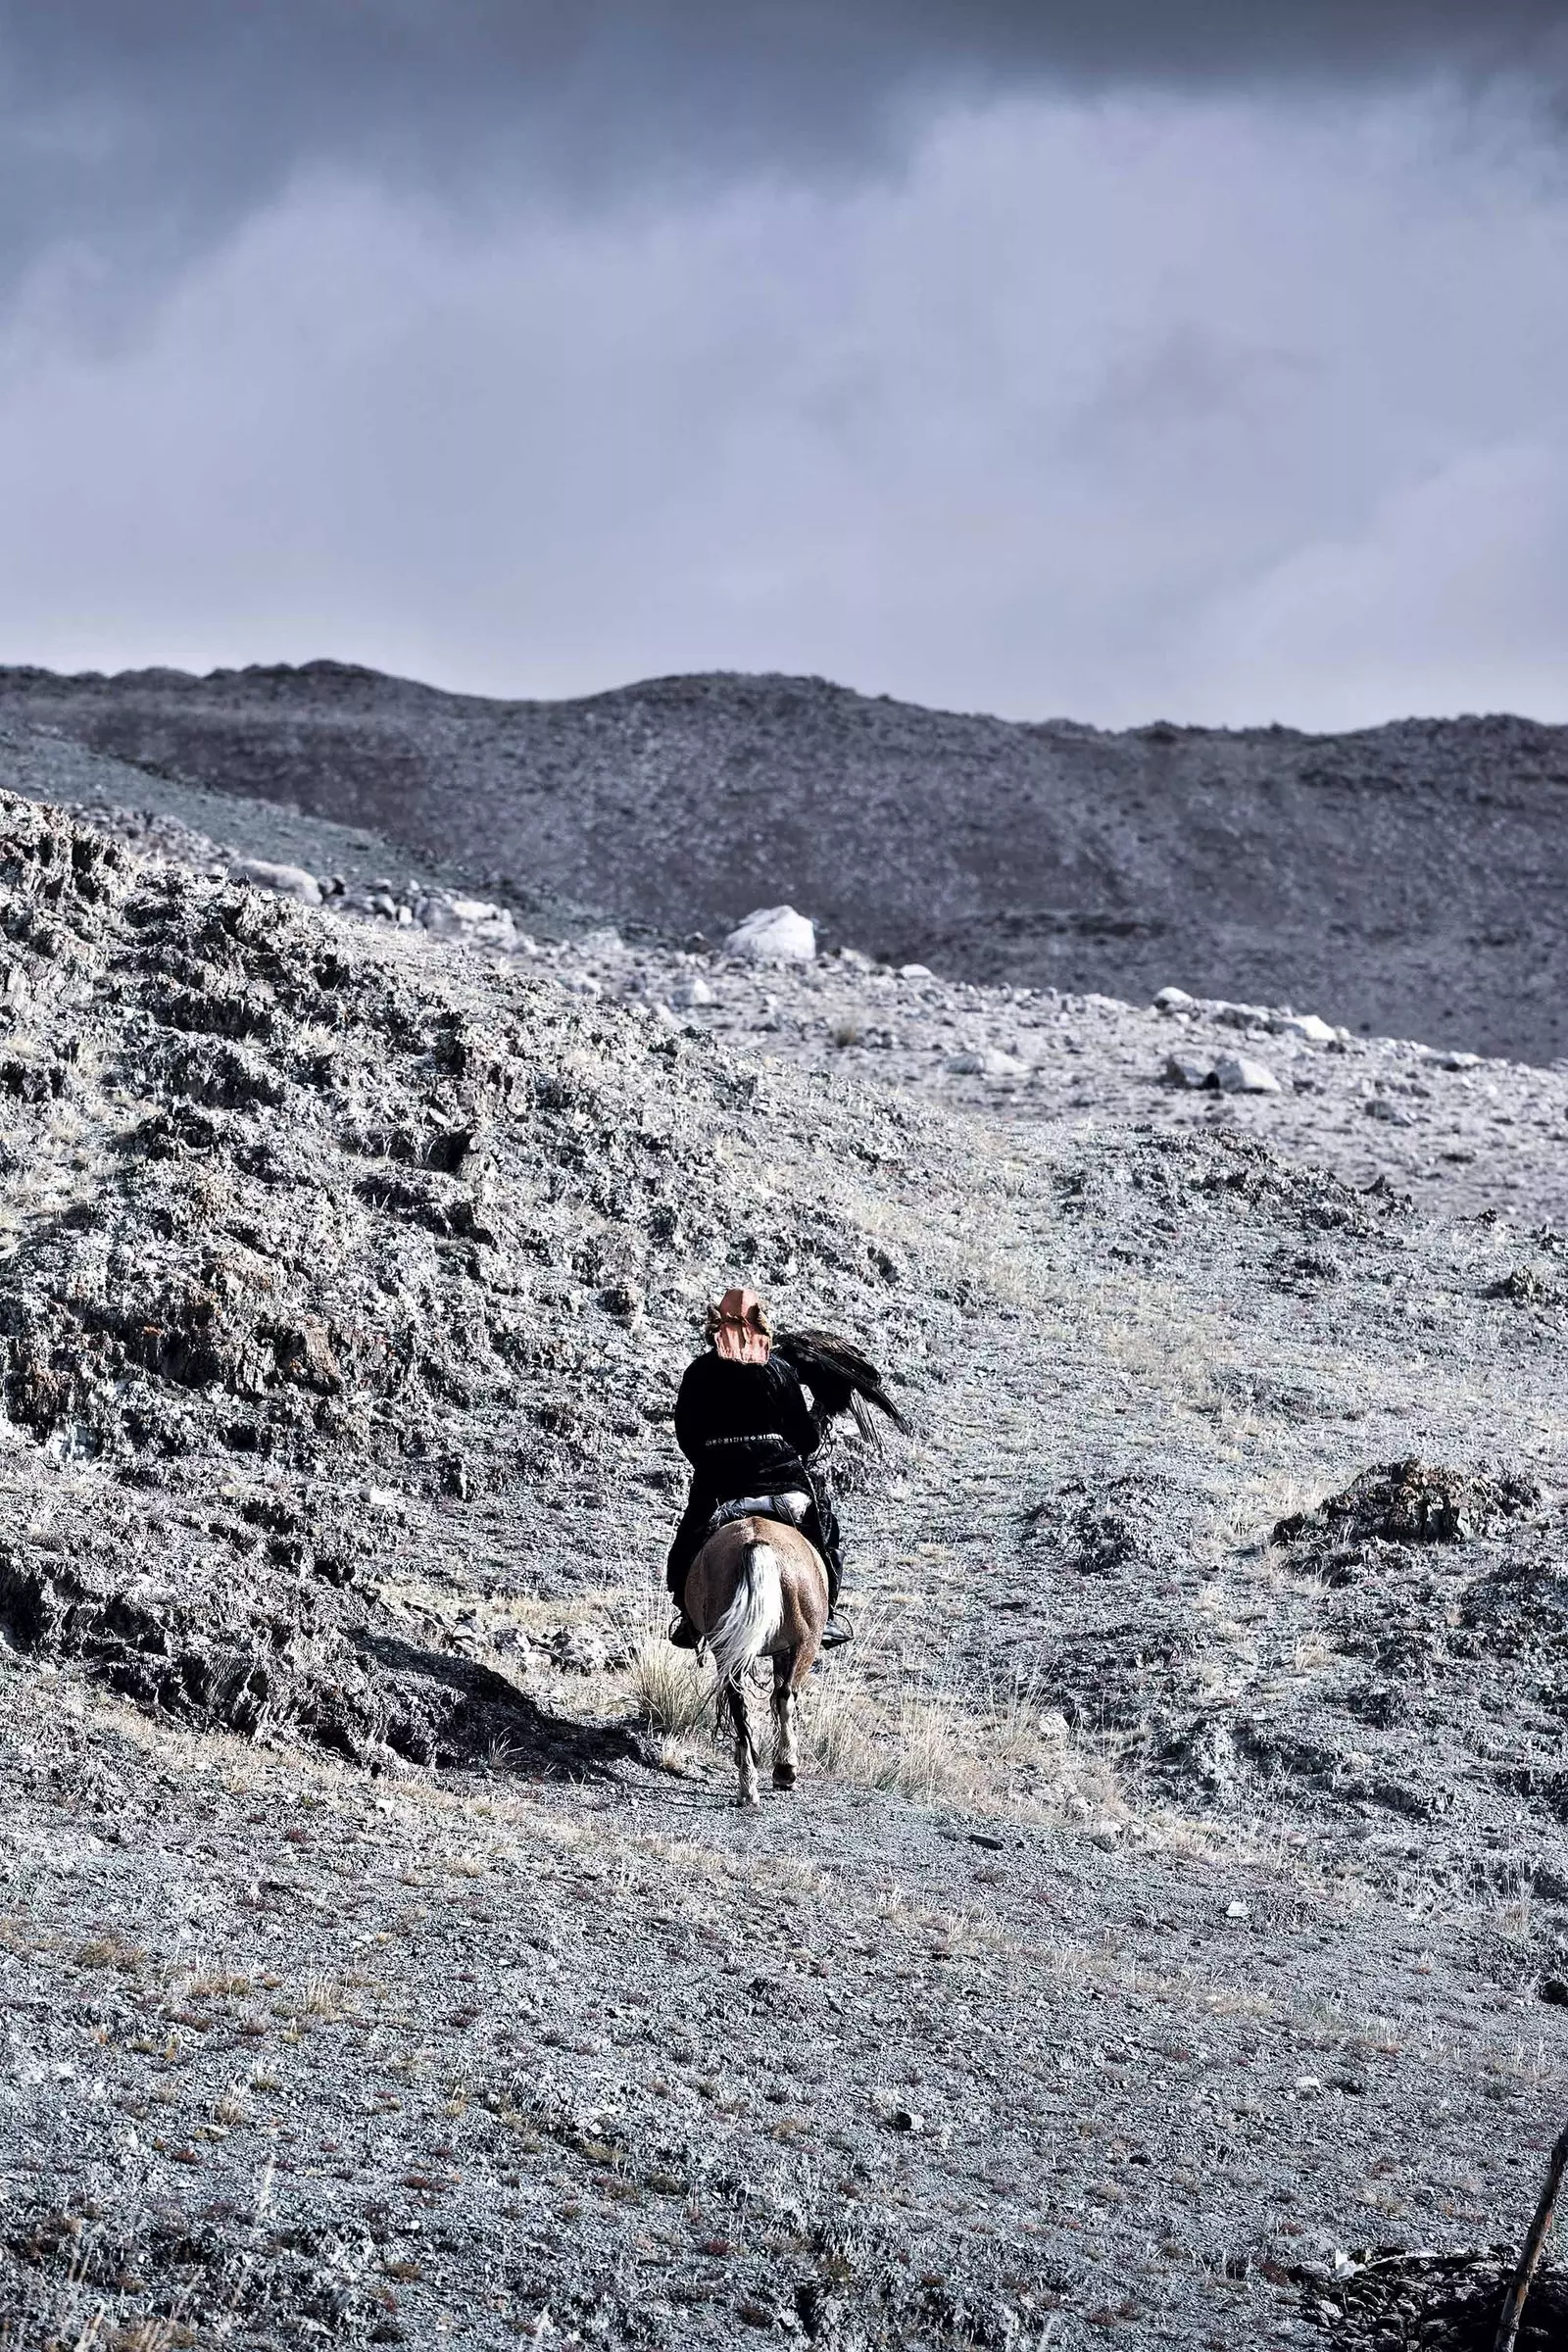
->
xmin=1 ymin=799 xmax=1566 ymax=2349
xmin=3 ymin=662 xmax=1565 ymax=1061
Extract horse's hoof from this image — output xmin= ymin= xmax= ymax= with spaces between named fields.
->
xmin=739 ymin=1788 xmax=760 ymax=1809
xmin=772 ymin=1766 xmax=797 ymax=1790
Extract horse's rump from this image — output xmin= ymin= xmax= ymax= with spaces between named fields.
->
xmin=705 ymin=1536 xmax=784 ymax=1688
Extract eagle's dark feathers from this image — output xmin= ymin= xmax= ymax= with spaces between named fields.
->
xmin=773 ymin=1327 xmax=909 ymax=1444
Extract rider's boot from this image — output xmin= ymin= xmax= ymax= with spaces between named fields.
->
xmin=820 ymin=1553 xmax=853 ymax=1649
xmin=667 ymin=1576 xmax=701 ymax=1647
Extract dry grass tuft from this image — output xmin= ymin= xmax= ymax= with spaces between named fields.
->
xmin=625 ymin=1638 xmax=713 ymax=1740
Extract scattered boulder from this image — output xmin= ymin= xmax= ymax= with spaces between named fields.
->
xmin=1273 ymin=1459 xmax=1543 ymax=1552
xmin=1165 ymin=1050 xmax=1284 ymax=1095
xmin=1490 ymin=1266 xmax=1568 ymax=1307
xmin=1270 ymin=1012 xmax=1338 ymax=1044
xmin=1214 ymin=1053 xmax=1282 ymax=1095
xmin=228 ymin=858 xmax=321 ymax=906
xmin=723 ymin=905 xmax=815 ymax=963
xmin=669 ymin=974 xmax=714 ymax=1009
xmin=1154 ymin=989 xmax=1339 ymax=1048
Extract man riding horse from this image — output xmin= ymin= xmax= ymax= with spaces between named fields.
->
xmin=665 ymin=1286 xmax=906 ymax=1651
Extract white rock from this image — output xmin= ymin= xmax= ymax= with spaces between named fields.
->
xmin=1214 ymin=1054 xmax=1282 ymax=1094
xmin=422 ymin=894 xmax=519 ymax=949
xmin=899 ymin=962 xmax=935 ymax=980
xmin=724 ymin=905 xmax=816 ymax=963
xmin=670 ymin=976 xmax=714 ymax=1009
xmin=1271 ymin=1012 xmax=1338 ymax=1045
xmin=1164 ymin=1053 xmax=1216 ymax=1090
xmin=1434 ymin=1051 xmax=1483 ymax=1071
xmin=1153 ymin=987 xmax=1197 ymax=1013
xmin=1225 ymin=1899 xmax=1250 ymax=1919
xmin=228 ymin=858 xmax=321 ymax=906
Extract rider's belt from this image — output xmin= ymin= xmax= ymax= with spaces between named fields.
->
xmin=703 ymin=1433 xmax=788 ymax=1449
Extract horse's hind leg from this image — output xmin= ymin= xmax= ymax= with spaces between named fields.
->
xmin=771 ymin=1653 xmax=799 ymax=1790
xmin=727 ymin=1683 xmax=760 ymax=1808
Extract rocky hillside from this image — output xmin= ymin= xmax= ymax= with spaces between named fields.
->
xmin=1 ymin=794 xmax=1566 ymax=2349
xmin=3 ymin=662 xmax=1565 ymax=1062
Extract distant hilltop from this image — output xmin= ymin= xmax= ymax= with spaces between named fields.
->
xmin=2 ymin=662 xmax=1564 ymax=1061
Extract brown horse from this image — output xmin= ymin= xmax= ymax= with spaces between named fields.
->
xmin=684 ymin=1516 xmax=829 ymax=1806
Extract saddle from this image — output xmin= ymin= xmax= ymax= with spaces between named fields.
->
xmin=703 ymin=1490 xmax=813 ymax=1540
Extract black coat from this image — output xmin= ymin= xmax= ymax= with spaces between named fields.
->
xmin=673 ymin=1350 xmax=820 ymax=1501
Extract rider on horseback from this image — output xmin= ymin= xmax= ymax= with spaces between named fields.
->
xmin=666 ymin=1287 xmax=906 ymax=1653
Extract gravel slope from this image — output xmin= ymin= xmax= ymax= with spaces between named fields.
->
xmin=0 ymin=795 xmax=1564 ymax=2349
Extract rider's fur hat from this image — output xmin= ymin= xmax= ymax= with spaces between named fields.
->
xmin=707 ymin=1287 xmax=772 ymax=1362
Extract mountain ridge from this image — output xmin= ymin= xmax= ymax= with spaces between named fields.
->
xmin=3 ymin=659 xmax=1565 ymax=1061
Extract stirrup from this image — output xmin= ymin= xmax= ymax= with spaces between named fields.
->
xmin=820 ymin=1613 xmax=853 ymax=1650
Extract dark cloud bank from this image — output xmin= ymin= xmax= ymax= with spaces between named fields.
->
xmin=2 ymin=3 xmax=1566 ymax=727
xmin=4 ymin=2 xmax=1565 ymax=289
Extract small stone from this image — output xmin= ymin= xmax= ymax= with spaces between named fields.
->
xmin=1225 ymin=1899 xmax=1250 ymax=1919
xmin=1153 ymin=986 xmax=1197 ymax=1013
xmin=1164 ymin=1053 xmax=1216 ymax=1089
xmin=1293 ymin=2075 xmax=1323 ymax=2096
xmin=670 ymin=976 xmax=714 ymax=1008
xmin=1214 ymin=1054 xmax=1282 ymax=1094
xmin=723 ymin=906 xmax=816 ymax=962
xmin=1270 ymin=1012 xmax=1338 ymax=1044
xmin=889 ymin=2107 xmax=923 ymax=2132
xmin=899 ymin=962 xmax=934 ymax=979
xmin=947 ymin=1048 xmax=1026 ymax=1079
xmin=1436 ymin=1051 xmax=1483 ymax=1070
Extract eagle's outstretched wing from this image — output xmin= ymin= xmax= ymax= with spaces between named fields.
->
xmin=774 ymin=1326 xmax=910 ymax=1443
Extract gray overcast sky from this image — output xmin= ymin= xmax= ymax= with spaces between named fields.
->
xmin=2 ymin=3 xmax=1566 ymax=727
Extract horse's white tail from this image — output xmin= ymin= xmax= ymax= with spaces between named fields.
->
xmin=706 ymin=1541 xmax=784 ymax=1689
